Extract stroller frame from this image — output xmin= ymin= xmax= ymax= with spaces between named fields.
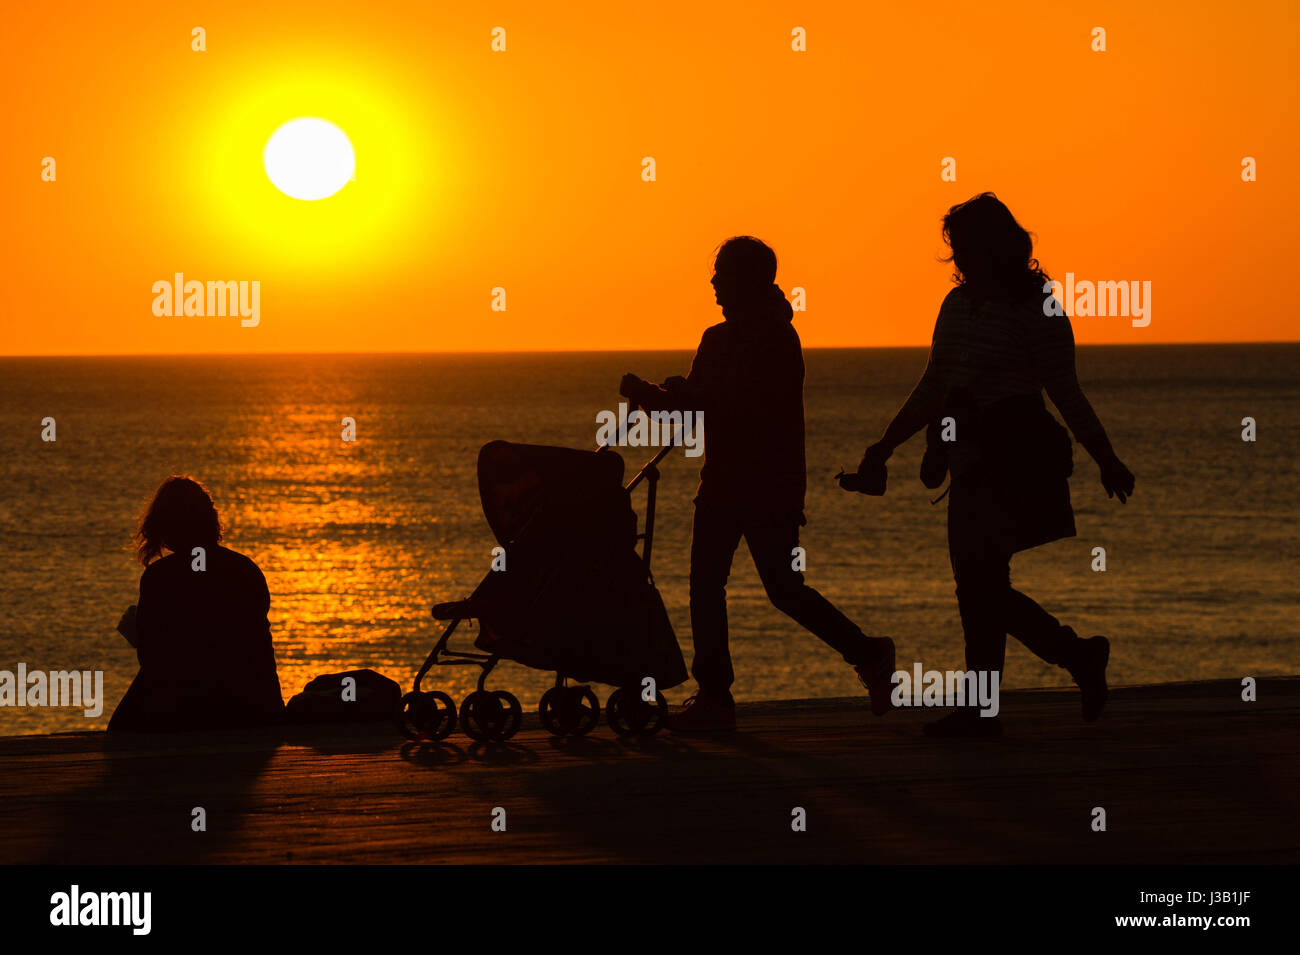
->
xmin=400 ymin=442 xmax=677 ymax=741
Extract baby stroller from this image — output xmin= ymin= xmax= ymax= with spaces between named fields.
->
xmin=398 ymin=437 xmax=688 ymax=741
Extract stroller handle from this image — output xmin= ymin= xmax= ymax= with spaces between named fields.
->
xmin=595 ymin=396 xmax=693 ymax=491
xmin=596 ymin=392 xmax=695 ymax=452
xmin=625 ymin=443 xmax=675 ymax=493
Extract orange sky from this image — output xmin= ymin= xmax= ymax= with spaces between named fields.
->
xmin=3 ymin=0 xmax=1298 ymax=354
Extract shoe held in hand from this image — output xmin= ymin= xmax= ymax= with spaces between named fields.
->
xmin=838 ymin=457 xmax=887 ymax=496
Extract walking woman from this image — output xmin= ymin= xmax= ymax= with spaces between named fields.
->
xmin=845 ymin=193 xmax=1135 ymax=736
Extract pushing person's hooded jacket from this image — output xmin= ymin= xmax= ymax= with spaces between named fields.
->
xmin=625 ymin=285 xmax=807 ymax=515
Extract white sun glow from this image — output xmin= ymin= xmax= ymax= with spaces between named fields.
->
xmin=263 ymin=117 xmax=355 ymax=200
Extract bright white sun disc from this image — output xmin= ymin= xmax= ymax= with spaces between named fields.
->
xmin=263 ymin=118 xmax=355 ymax=200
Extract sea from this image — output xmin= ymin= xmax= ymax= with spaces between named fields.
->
xmin=1 ymin=345 xmax=1296 ymax=735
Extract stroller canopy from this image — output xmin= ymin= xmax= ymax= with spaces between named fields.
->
xmin=469 ymin=440 xmax=685 ymax=689
xmin=478 ymin=440 xmax=632 ymax=550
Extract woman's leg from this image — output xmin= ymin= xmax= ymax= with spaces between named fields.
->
xmin=945 ymin=479 xmax=1109 ymax=725
xmin=947 ymin=481 xmax=1010 ymax=679
xmin=1005 ymin=586 xmax=1082 ymax=665
xmin=1005 ymin=573 xmax=1110 ymax=722
xmin=949 ymin=479 xmax=1082 ymax=669
xmin=928 ymin=480 xmax=1009 ymax=735
xmin=951 ymin=551 xmax=1011 ymax=676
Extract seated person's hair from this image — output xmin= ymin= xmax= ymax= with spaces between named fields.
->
xmin=134 ymin=475 xmax=223 ymax=566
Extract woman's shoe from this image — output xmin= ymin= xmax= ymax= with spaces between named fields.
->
xmin=1067 ymin=635 xmax=1110 ymax=722
xmin=923 ymin=708 xmax=1003 ymax=738
xmin=854 ymin=636 xmax=897 ymax=716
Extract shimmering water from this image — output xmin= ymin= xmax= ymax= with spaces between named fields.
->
xmin=1 ymin=345 xmax=1296 ymax=734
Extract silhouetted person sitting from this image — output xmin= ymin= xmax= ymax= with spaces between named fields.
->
xmin=620 ymin=236 xmax=895 ymax=732
xmin=844 ymin=193 xmax=1135 ymax=737
xmin=109 ymin=476 xmax=284 ymax=732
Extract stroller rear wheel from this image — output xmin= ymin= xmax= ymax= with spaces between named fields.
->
xmin=606 ymin=686 xmax=669 ymax=737
xmin=460 ymin=690 xmax=521 ymax=741
xmin=539 ymin=685 xmax=600 ymax=737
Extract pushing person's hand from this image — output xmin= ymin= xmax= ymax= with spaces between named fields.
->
xmin=619 ymin=373 xmax=645 ymax=403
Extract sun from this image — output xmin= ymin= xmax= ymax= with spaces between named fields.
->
xmin=263 ymin=118 xmax=355 ymax=201
xmin=195 ymin=63 xmax=447 ymax=273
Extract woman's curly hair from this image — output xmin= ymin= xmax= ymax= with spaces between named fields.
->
xmin=941 ymin=192 xmax=1050 ymax=303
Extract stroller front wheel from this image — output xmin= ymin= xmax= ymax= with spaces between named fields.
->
xmin=491 ymin=690 xmax=522 ymax=740
xmin=564 ymin=686 xmax=600 ymax=736
xmin=539 ymin=687 xmax=566 ymax=736
xmin=422 ymin=691 xmax=458 ymax=740
xmin=461 ymin=690 xmax=520 ymax=741
xmin=398 ymin=692 xmax=425 ymax=740
xmin=398 ymin=691 xmax=457 ymax=741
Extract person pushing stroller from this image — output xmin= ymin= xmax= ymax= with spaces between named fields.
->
xmin=619 ymin=236 xmax=895 ymax=732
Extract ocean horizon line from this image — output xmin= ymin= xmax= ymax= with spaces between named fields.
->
xmin=4 ymin=340 xmax=1300 ymax=360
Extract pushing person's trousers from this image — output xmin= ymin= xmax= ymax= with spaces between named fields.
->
xmin=688 ymin=501 xmax=873 ymax=700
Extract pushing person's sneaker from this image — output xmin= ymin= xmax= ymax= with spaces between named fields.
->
xmin=665 ymin=694 xmax=737 ymax=733
xmin=854 ymin=636 xmax=897 ymax=716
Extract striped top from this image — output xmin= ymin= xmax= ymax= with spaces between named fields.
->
xmin=899 ymin=286 xmax=1105 ymax=470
